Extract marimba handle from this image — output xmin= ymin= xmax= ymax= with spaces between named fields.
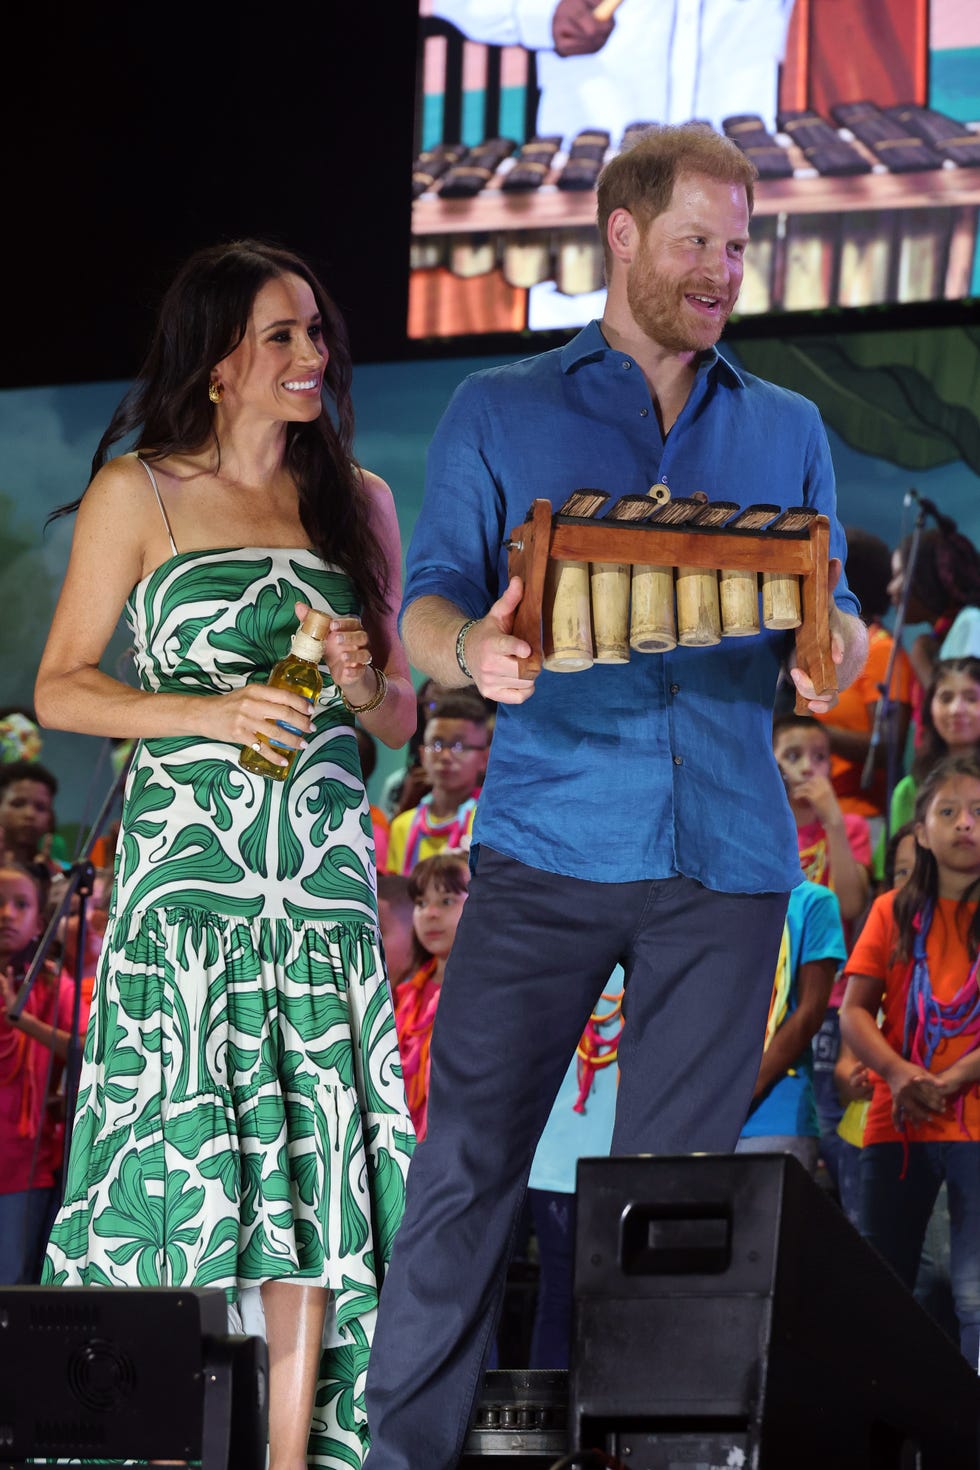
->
xmin=793 ymin=530 xmax=838 ymax=713
xmin=592 ymin=0 xmax=624 ymax=18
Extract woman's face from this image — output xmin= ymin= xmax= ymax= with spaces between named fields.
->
xmin=931 ymin=672 xmax=980 ymax=752
xmin=213 ymin=273 xmax=327 ymax=424
xmin=412 ymin=878 xmax=469 ymax=961
xmin=0 ymin=870 xmax=40 ymax=959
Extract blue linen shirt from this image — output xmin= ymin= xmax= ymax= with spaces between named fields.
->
xmin=402 ymin=320 xmax=859 ymax=892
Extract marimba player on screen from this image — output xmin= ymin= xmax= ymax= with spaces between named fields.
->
xmin=432 ymin=0 xmax=797 ymax=141
xmin=364 ymin=123 xmax=868 ymax=1470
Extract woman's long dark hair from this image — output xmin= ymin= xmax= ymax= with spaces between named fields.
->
xmin=893 ymin=753 xmax=980 ymax=963
xmin=48 ymin=239 xmax=389 ymax=617
xmin=912 ymin=657 xmax=980 ymax=782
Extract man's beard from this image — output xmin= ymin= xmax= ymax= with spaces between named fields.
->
xmin=626 ymin=254 xmax=735 ymax=353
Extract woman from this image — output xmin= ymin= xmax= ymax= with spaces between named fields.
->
xmin=34 ymin=240 xmax=416 ymax=1470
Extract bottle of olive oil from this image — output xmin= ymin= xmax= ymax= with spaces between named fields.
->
xmin=239 ymin=609 xmax=328 ymax=782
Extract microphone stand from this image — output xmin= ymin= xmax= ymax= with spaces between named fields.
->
xmin=860 ymin=497 xmax=926 ymax=851
xmin=8 ymin=747 xmax=132 ymax=1186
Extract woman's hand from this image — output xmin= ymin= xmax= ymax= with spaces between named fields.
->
xmin=206 ymin=683 xmax=315 ymax=766
xmin=293 ymin=601 xmax=377 ymax=705
xmin=323 ymin=617 xmax=374 ymax=692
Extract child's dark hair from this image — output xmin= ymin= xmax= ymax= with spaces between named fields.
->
xmin=0 ymin=760 xmax=58 ymax=800
xmin=408 ymin=851 xmax=470 ymax=965
xmin=843 ymin=527 xmax=893 ymax=623
xmin=893 ymin=755 xmax=980 ymax=963
xmin=772 ymin=713 xmax=829 ymax=747
xmin=896 ymin=526 xmax=980 ymax=624
xmin=425 ymin=693 xmax=490 ymax=728
xmin=377 ymin=872 xmax=413 ymax=915
xmin=912 ymin=657 xmax=980 ymax=782
xmin=883 ymin=822 xmax=916 ymax=891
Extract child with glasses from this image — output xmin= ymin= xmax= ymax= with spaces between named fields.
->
xmin=386 ymin=693 xmax=490 ymax=875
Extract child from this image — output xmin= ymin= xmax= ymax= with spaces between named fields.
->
xmin=386 ymin=694 xmax=489 ymax=875
xmin=775 ymin=713 xmax=873 ymax=1203
xmin=840 ymin=754 xmax=980 ymax=1364
xmin=0 ymin=862 xmax=77 ymax=1284
xmin=377 ymin=873 xmax=416 ymax=989
xmin=0 ymin=760 xmax=59 ymax=867
xmin=889 ymin=657 xmax=980 ymax=842
xmin=737 ymin=879 xmax=847 ymax=1174
xmin=393 ymin=852 xmax=470 ymax=1140
xmin=773 ymin=714 xmax=872 ymax=925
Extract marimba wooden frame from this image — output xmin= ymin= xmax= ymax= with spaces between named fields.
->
xmin=507 ymin=497 xmax=837 ymax=709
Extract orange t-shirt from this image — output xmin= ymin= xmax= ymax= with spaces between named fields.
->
xmin=816 ymin=625 xmax=913 ymax=818
xmin=844 ymin=889 xmax=980 ymax=1145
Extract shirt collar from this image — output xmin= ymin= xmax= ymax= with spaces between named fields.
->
xmin=560 ymin=318 xmax=746 ymax=389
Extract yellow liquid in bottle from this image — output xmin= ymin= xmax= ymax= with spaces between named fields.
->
xmin=239 ymin=643 xmax=324 ymax=783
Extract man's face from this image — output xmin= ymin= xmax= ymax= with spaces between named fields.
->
xmin=626 ymin=171 xmax=749 ymax=352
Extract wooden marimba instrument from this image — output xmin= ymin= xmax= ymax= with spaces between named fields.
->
xmin=409 ymin=102 xmax=980 ymax=336
xmin=505 ymin=493 xmax=837 ymax=714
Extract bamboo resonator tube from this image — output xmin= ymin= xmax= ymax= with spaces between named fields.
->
xmin=506 ymin=491 xmax=835 ymax=711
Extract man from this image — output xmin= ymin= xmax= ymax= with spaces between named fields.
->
xmin=365 ymin=124 xmax=867 ymax=1470
xmin=433 ymin=0 xmax=797 ymax=142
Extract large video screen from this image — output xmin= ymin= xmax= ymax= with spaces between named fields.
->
xmin=409 ymin=0 xmax=980 ymax=339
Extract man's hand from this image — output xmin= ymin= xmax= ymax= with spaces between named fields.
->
xmin=464 ymin=577 xmax=537 ymax=704
xmin=790 ymin=558 xmax=868 ymax=714
xmin=552 ymin=0 xmax=615 ymax=56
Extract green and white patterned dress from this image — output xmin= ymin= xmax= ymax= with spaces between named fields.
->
xmin=43 ymin=544 xmax=414 ymax=1468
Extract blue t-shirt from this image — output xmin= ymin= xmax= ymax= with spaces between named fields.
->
xmin=528 ymin=968 xmax=623 ymax=1195
xmin=403 ymin=320 xmax=859 ymax=891
xmin=740 ymin=880 xmax=848 ymax=1139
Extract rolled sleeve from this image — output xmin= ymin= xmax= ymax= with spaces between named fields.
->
xmin=402 ymin=379 xmax=507 ymax=627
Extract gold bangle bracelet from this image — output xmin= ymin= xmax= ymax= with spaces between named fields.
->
xmin=341 ymin=665 xmax=388 ymax=714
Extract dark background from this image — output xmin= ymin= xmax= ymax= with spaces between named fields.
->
xmin=4 ymin=2 xmax=974 ymax=391
xmin=4 ymin=3 xmax=420 ymax=388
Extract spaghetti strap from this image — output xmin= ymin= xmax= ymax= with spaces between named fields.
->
xmin=136 ymin=456 xmax=179 ymax=556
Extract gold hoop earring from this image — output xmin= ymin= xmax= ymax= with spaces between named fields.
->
xmin=208 ymin=380 xmax=224 ymax=404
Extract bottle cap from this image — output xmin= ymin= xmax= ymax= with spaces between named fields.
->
xmin=301 ymin=610 xmax=329 ymax=640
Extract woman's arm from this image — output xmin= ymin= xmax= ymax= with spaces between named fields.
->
xmin=35 ymin=459 xmax=315 ymax=762
xmin=319 ymin=472 xmax=417 ymax=749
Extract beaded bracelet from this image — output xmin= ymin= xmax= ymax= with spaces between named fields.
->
xmin=341 ymin=665 xmax=388 ymax=714
xmin=455 ymin=619 xmax=477 ymax=680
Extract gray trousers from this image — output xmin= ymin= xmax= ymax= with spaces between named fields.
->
xmin=365 ymin=848 xmax=789 ymax=1470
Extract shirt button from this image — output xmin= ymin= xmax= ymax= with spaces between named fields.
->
xmin=673 ymin=755 xmax=683 ymax=766
xmin=669 ymin=683 xmax=680 ymax=694
xmin=622 ymin=360 xmax=632 ymax=370
xmin=639 ymin=408 xmax=648 ymax=418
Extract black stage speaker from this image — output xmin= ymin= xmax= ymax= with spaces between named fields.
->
xmin=0 ymin=1286 xmax=267 ymax=1470
xmin=573 ymin=1154 xmax=980 ymax=1470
